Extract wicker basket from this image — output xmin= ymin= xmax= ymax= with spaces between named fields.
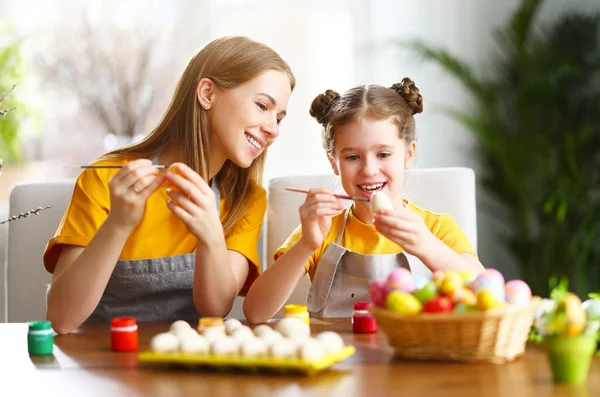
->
xmin=371 ymin=297 xmax=541 ymax=364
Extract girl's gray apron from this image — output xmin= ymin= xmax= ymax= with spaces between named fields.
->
xmin=88 ymin=177 xmax=221 ymax=323
xmin=307 ymin=206 xmax=410 ymax=318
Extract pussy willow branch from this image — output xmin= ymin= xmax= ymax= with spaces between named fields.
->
xmin=0 ymin=206 xmax=52 ymax=225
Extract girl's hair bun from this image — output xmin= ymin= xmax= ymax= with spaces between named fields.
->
xmin=309 ymin=89 xmax=340 ymax=127
xmin=390 ymin=77 xmax=423 ymax=115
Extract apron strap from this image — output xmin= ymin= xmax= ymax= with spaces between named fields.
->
xmin=307 ymin=205 xmax=352 ymax=313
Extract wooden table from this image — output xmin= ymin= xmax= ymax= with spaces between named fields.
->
xmin=1 ymin=319 xmax=598 ymax=397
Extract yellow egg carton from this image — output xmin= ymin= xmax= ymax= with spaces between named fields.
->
xmin=138 ymin=346 xmax=355 ymax=376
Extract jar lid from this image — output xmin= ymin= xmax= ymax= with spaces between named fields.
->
xmin=28 ymin=320 xmax=52 ymax=331
xmin=284 ymin=304 xmax=308 ymax=315
xmin=354 ymin=301 xmax=372 ymax=310
xmin=199 ymin=317 xmax=224 ymax=328
xmin=111 ymin=317 xmax=137 ymax=327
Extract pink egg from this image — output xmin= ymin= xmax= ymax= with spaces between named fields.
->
xmin=504 ymin=279 xmax=532 ymax=304
xmin=369 ymin=280 xmax=387 ymax=307
xmin=485 ymin=268 xmax=505 ymax=286
xmin=468 ymin=272 xmax=492 ymax=292
xmin=386 ymin=268 xmax=415 ymax=293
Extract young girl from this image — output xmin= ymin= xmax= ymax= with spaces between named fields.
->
xmin=244 ymin=78 xmax=484 ymax=323
xmin=43 ymin=36 xmax=295 ymax=334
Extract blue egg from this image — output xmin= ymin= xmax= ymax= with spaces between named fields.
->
xmin=412 ymin=274 xmax=429 ymax=290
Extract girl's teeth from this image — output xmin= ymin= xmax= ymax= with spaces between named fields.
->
xmin=360 ymin=183 xmax=384 ymax=191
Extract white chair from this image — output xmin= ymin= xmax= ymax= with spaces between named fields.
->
xmin=266 ymin=167 xmax=477 ymax=313
xmin=2 ymin=180 xmax=75 ymax=322
xmin=1 ymin=179 xmax=248 ymax=322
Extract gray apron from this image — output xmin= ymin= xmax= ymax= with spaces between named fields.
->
xmin=307 ymin=206 xmax=410 ymax=318
xmin=88 ymin=174 xmax=221 ymax=323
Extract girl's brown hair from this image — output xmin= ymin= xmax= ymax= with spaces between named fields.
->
xmin=102 ymin=36 xmax=296 ymax=236
xmin=310 ymin=77 xmax=422 ymax=156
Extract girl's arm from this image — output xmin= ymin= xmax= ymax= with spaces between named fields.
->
xmin=243 ymin=188 xmax=344 ymax=324
xmin=46 ymin=160 xmax=164 ymax=334
xmin=374 ymin=209 xmax=485 ymax=274
xmin=243 ymin=237 xmax=315 ymax=324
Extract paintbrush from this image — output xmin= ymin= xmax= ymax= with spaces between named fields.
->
xmin=284 ymin=187 xmax=370 ymax=202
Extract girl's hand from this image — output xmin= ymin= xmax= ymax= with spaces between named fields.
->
xmin=106 ymin=159 xmax=165 ymax=230
xmin=373 ymin=208 xmax=437 ymax=258
xmin=298 ymin=189 xmax=344 ymax=251
xmin=164 ymin=163 xmax=223 ymax=245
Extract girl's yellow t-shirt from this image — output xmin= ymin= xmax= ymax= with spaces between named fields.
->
xmin=43 ymin=158 xmax=266 ymax=295
xmin=274 ymin=201 xmax=476 ymax=282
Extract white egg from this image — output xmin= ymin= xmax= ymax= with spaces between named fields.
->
xmin=150 ymin=332 xmax=180 ymax=353
xmin=269 ymin=338 xmax=297 ymax=358
xmin=287 ymin=332 xmax=311 ymax=349
xmin=274 ymin=317 xmax=310 ymax=339
xmin=172 ymin=327 xmax=200 ymax=341
xmin=231 ymin=326 xmax=255 ymax=344
xmin=315 ymin=331 xmax=345 ymax=354
xmin=169 ymin=320 xmax=191 ymax=333
xmin=370 ymin=191 xmax=394 ymax=213
xmin=210 ymin=336 xmax=239 ymax=356
xmin=298 ymin=338 xmax=325 ymax=361
xmin=179 ymin=335 xmax=209 ymax=355
xmin=203 ymin=329 xmax=227 ymax=344
xmin=252 ymin=324 xmax=273 ymax=337
xmin=240 ymin=338 xmax=268 ymax=357
xmin=224 ymin=318 xmax=243 ymax=335
xmin=259 ymin=330 xmax=284 ymax=345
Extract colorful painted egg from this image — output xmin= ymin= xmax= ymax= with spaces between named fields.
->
xmin=412 ymin=274 xmax=429 ymax=290
xmin=476 ymin=288 xmax=505 ymax=310
xmin=369 ymin=280 xmax=387 ymax=307
xmin=440 ymin=271 xmax=463 ymax=296
xmin=386 ymin=268 xmax=415 ymax=293
xmin=469 ymin=273 xmax=506 ymax=300
xmin=413 ymin=281 xmax=439 ymax=304
xmin=486 ymin=268 xmax=505 ymax=286
xmin=453 ymin=303 xmax=476 ymax=313
xmin=386 ymin=291 xmax=422 ymax=315
xmin=422 ymin=296 xmax=453 ymax=313
xmin=504 ymin=279 xmax=532 ymax=304
xmin=452 ymin=287 xmax=477 ymax=306
xmin=460 ymin=271 xmax=476 ymax=283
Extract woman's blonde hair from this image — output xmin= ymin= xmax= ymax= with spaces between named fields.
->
xmin=102 ymin=36 xmax=296 ymax=236
xmin=310 ymin=77 xmax=422 ymax=157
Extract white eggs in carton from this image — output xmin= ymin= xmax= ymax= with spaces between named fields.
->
xmin=370 ymin=191 xmax=394 ymax=213
xmin=240 ymin=338 xmax=268 ymax=357
xmin=150 ymin=319 xmax=346 ymax=363
xmin=316 ymin=331 xmax=345 ymax=354
xmin=150 ymin=332 xmax=180 ymax=353
xmin=180 ymin=335 xmax=209 ymax=355
xmin=210 ymin=336 xmax=239 ymax=356
xmin=224 ymin=318 xmax=243 ymax=335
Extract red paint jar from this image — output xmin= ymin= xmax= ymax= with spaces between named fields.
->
xmin=352 ymin=301 xmax=377 ymax=333
xmin=111 ymin=317 xmax=138 ymax=351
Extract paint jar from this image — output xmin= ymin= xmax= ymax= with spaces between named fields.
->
xmin=28 ymin=321 xmax=54 ymax=355
xmin=352 ymin=301 xmax=378 ymax=333
xmin=284 ymin=304 xmax=310 ymax=327
xmin=111 ymin=317 xmax=138 ymax=351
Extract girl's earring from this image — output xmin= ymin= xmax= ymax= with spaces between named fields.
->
xmin=203 ymin=103 xmax=209 ymax=109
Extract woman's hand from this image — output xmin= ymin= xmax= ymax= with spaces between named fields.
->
xmin=373 ymin=208 xmax=437 ymax=258
xmin=164 ymin=163 xmax=223 ymax=245
xmin=298 ymin=189 xmax=344 ymax=251
xmin=106 ymin=159 xmax=165 ymax=230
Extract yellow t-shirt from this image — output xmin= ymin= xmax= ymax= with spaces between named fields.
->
xmin=274 ymin=201 xmax=476 ymax=281
xmin=43 ymin=158 xmax=266 ymax=295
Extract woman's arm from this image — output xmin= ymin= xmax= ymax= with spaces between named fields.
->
xmin=46 ymin=219 xmax=132 ymax=334
xmin=243 ymin=237 xmax=315 ymax=324
xmin=46 ymin=160 xmax=164 ymax=334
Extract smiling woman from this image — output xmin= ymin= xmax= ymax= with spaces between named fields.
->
xmin=42 ymin=36 xmax=296 ymax=334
